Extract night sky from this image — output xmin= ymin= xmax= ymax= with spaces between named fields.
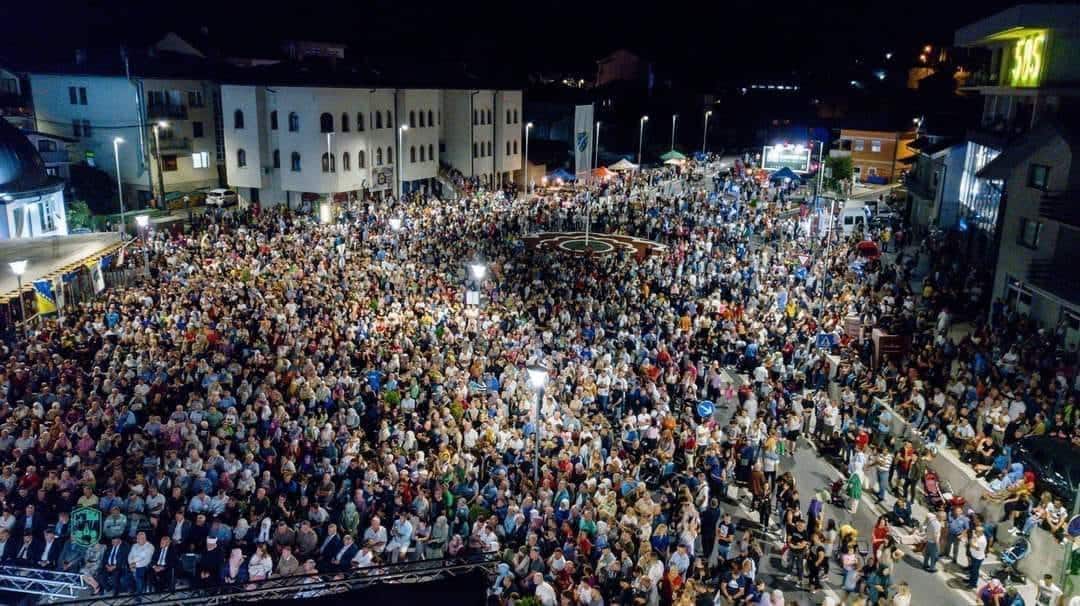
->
xmin=0 ymin=0 xmax=1025 ymax=76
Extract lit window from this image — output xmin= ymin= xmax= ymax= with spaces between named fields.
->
xmin=871 ymin=140 xmax=882 ymax=153
xmin=192 ymin=151 xmax=210 ymax=169
xmin=854 ymin=139 xmax=864 ymax=152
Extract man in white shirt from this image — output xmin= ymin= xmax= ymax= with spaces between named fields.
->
xmin=128 ymin=531 xmax=154 ymax=593
xmin=533 ymin=572 xmax=558 ymax=606
xmin=966 ymin=520 xmax=987 ymax=589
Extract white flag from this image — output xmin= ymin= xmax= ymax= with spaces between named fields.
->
xmin=573 ymin=104 xmax=595 ymax=181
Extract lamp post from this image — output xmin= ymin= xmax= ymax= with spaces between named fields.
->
xmin=135 ymin=215 xmax=150 ymax=278
xmin=702 ymin=110 xmax=712 ymax=155
xmin=9 ymin=260 xmax=27 ymax=340
xmin=525 ymin=122 xmax=533 ymax=199
xmin=594 ymin=121 xmax=601 ymax=171
xmin=638 ymin=115 xmax=649 ymax=167
xmin=397 ymin=125 xmax=408 ymax=200
xmin=526 ymin=364 xmax=549 ymax=484
xmin=152 ymin=121 xmax=167 ymax=208
xmin=112 ymin=137 xmax=125 ymax=238
xmin=670 ymin=114 xmax=678 ymax=152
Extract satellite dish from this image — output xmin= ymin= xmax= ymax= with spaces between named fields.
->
xmin=1067 ymin=515 xmax=1080 ymax=538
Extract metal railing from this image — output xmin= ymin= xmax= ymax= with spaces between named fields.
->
xmin=147 ymin=104 xmax=189 ymax=120
xmin=57 ymin=551 xmax=499 ymax=605
xmin=156 ymin=137 xmax=192 ymax=152
xmin=0 ymin=565 xmax=87 ymax=600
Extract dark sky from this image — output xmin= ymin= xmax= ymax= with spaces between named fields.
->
xmin=0 ymin=0 xmax=1023 ymax=75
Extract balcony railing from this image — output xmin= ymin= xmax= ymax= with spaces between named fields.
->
xmin=1039 ymin=190 xmax=1080 ymax=229
xmin=156 ymin=137 xmax=192 ymax=152
xmin=37 ymin=150 xmax=71 ymax=164
xmin=147 ymin=103 xmax=188 ymax=120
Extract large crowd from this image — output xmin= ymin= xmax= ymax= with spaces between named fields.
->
xmin=0 ymin=157 xmax=1076 ymax=606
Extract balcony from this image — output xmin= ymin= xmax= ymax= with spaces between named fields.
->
xmin=147 ymin=103 xmax=188 ymax=120
xmin=156 ymin=137 xmax=192 ymax=152
xmin=1039 ymin=190 xmax=1080 ymax=229
xmin=38 ymin=150 xmax=71 ymax=164
xmin=960 ymin=70 xmax=1000 ymax=88
xmin=1028 ymin=259 xmax=1080 ymax=303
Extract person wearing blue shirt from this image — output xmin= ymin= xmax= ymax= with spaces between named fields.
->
xmin=944 ymin=505 xmax=970 ymax=564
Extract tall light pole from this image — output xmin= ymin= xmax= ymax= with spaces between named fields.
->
xmin=397 ymin=125 xmax=408 ymax=200
xmin=670 ymin=114 xmax=678 ymax=152
xmin=525 ymin=122 xmax=533 ymax=199
xmin=638 ymin=115 xmax=649 ymax=167
xmin=9 ymin=260 xmax=26 ymax=340
xmin=702 ymin=110 xmax=712 ymax=155
xmin=112 ymin=137 xmax=125 ymax=238
xmin=526 ymin=364 xmax=549 ymax=485
xmin=152 ymin=121 xmax=167 ymax=208
xmin=135 ymin=215 xmax=150 ymax=278
xmin=594 ymin=121 xmax=601 ymax=170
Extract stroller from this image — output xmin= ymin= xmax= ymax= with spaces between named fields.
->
xmin=828 ymin=478 xmax=847 ymax=507
xmin=922 ymin=470 xmax=964 ymax=511
xmin=995 ymin=537 xmax=1030 ymax=584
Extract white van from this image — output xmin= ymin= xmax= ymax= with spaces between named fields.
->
xmin=839 ymin=200 xmax=869 ymax=237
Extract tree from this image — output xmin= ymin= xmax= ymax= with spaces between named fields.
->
xmin=68 ymin=163 xmax=119 ymax=215
xmin=66 ymin=200 xmax=93 ymax=230
xmin=825 ymin=155 xmax=853 ymax=192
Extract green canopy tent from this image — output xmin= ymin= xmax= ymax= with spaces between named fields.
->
xmin=660 ymin=150 xmax=687 ymax=163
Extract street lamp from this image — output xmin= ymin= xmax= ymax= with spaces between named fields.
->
xmin=670 ymin=114 xmax=678 ymax=152
xmin=9 ymin=260 xmax=27 ymax=339
xmin=152 ymin=121 xmax=168 ymax=208
xmin=702 ymin=110 xmax=713 ymax=154
xmin=397 ymin=125 xmax=408 ymax=200
xmin=594 ymin=121 xmax=601 ymax=171
xmin=525 ymin=122 xmax=534 ymax=198
xmin=135 ymin=215 xmax=150 ymax=278
xmin=112 ymin=137 xmax=125 ymax=238
xmin=526 ymin=363 xmax=549 ymax=484
xmin=638 ymin=115 xmax=649 ymax=166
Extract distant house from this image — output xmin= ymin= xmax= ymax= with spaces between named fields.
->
xmin=0 ymin=118 xmax=68 ymax=239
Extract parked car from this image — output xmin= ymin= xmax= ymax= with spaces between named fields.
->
xmin=1013 ymin=436 xmax=1078 ymax=505
xmin=70 ymin=227 xmax=92 ymax=234
xmin=205 ymin=189 xmax=239 ymax=207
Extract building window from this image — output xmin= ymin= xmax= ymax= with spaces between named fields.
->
xmin=320 ymin=113 xmax=334 ymax=133
xmin=357 ymin=113 xmax=365 ymax=131
xmin=387 ymin=146 xmax=393 ymax=164
xmin=1028 ymin=164 xmax=1050 ymax=190
xmin=409 ymin=111 xmax=416 ymax=128
xmin=322 ymin=152 xmax=335 ymax=172
xmin=513 ymin=140 xmax=518 ymax=154
xmin=68 ymin=87 xmax=77 ymax=104
xmin=418 ymin=112 xmax=425 ymax=128
xmin=234 ymin=109 xmax=245 ymax=129
xmin=488 ymin=141 xmax=493 ymax=156
xmin=506 ymin=110 xmax=512 ymax=124
xmin=342 ymin=151 xmax=351 ymax=171
xmin=428 ymin=144 xmax=433 ymax=160
xmin=341 ymin=113 xmax=350 ymax=132
xmin=507 ymin=141 xmax=511 ymax=156
xmin=273 ymin=149 xmax=280 ymax=168
xmin=376 ymin=148 xmax=383 ymax=165
xmin=871 ymin=140 xmax=882 ymax=153
xmin=486 ymin=109 xmax=492 ymax=124
xmin=192 ymin=151 xmax=210 ymax=169
xmin=81 ymin=120 xmax=91 ymax=137
xmin=854 ymin=139 xmax=864 ymax=152
xmin=514 ymin=109 xmax=518 ymax=123
xmin=419 ymin=146 xmax=425 ymax=162
xmin=358 ymin=150 xmax=366 ymax=168
xmin=162 ymin=154 xmax=178 ymax=171
xmin=289 ymin=112 xmax=300 ymax=132
xmin=237 ymin=148 xmax=247 ymax=167
xmin=1018 ymin=217 xmax=1043 ymax=249
xmin=410 ymin=146 xmax=416 ymax=163
xmin=192 ymin=121 xmax=204 ymax=138
xmin=270 ymin=111 xmax=278 ymax=130
xmin=427 ymin=110 xmax=434 ymax=128
xmin=386 ymin=111 xmax=393 ymax=129
xmin=473 ymin=142 xmax=478 ymax=158
xmin=473 ymin=110 xmax=478 ymax=125
xmin=375 ymin=112 xmax=383 ymax=129
xmin=72 ymin=120 xmax=81 ymax=137
xmin=188 ymin=91 xmax=204 ymax=107
xmin=291 ymin=151 xmax=301 ymax=171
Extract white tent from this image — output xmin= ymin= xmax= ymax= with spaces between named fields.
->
xmin=609 ymin=158 xmax=638 ymax=171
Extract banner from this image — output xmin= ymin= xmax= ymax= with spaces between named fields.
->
xmin=33 ymin=279 xmax=57 ymax=315
xmin=54 ymin=276 xmax=65 ymax=313
xmin=573 ymin=104 xmax=595 ymax=181
xmin=86 ymin=260 xmax=105 ymax=293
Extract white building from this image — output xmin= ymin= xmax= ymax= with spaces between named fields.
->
xmin=26 ymin=70 xmax=221 ymax=206
xmin=220 ymin=84 xmax=522 ymax=206
xmin=0 ymin=119 xmax=67 ymax=239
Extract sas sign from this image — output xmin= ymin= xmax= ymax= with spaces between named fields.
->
xmin=1009 ymin=33 xmax=1045 ymax=87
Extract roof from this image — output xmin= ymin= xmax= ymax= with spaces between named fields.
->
xmin=0 ymin=117 xmax=56 ymax=194
xmin=19 ymin=129 xmax=76 ymax=144
xmin=955 ymin=4 xmax=1080 ymax=47
xmin=976 ymin=115 xmax=1080 ymax=180
xmin=915 ymin=137 xmax=965 ymax=156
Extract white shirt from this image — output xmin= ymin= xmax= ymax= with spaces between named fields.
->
xmin=535 ymin=581 xmax=558 ymax=606
xmin=969 ymin=533 xmax=987 ymax=560
xmin=129 ymin=542 xmax=154 ymax=568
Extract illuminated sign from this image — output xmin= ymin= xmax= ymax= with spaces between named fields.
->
xmin=762 ymin=145 xmax=811 ymax=172
xmin=1009 ymin=32 xmax=1045 ymax=87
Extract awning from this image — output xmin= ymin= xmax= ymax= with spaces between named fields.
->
xmin=660 ymin=150 xmax=686 ymax=162
xmin=546 ymin=168 xmax=575 ymax=182
xmin=609 ymin=158 xmax=637 ymax=171
xmin=593 ymin=166 xmax=614 ymax=178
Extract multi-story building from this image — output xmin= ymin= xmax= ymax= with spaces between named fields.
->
xmin=221 ymin=84 xmax=522 ymax=206
xmin=904 ymin=136 xmax=967 ymax=236
xmin=953 ymin=3 xmax=1080 ymax=264
xmin=26 ymin=64 xmax=222 ymax=206
xmin=831 ymin=128 xmax=916 ymax=183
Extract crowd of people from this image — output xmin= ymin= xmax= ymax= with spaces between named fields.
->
xmin=0 ymin=156 xmax=1075 ymax=606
